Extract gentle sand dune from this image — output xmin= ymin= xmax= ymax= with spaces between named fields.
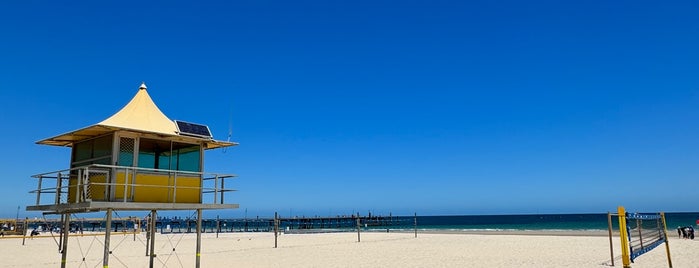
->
xmin=1 ymin=231 xmax=694 ymax=267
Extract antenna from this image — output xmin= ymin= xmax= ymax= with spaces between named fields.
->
xmin=227 ymin=109 xmax=233 ymax=143
xmin=222 ymin=106 xmax=233 ymax=153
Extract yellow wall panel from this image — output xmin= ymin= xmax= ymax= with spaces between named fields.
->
xmin=113 ymin=173 xmax=133 ymax=201
xmin=68 ymin=173 xmax=108 ymax=202
xmin=131 ymin=173 xmax=201 ymax=203
xmin=68 ymin=171 xmax=201 ymax=203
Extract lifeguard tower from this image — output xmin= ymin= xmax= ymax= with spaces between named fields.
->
xmin=27 ymin=83 xmax=238 ymax=268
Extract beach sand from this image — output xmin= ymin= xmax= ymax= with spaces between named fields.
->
xmin=1 ymin=230 xmax=695 ymax=267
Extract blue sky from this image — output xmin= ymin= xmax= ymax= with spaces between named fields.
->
xmin=1 ymin=1 xmax=698 ymax=218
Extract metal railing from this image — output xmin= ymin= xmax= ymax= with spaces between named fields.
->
xmin=29 ymin=164 xmax=237 ymax=206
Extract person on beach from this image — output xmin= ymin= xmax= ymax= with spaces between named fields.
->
xmin=678 ymin=227 xmax=682 ymax=238
xmin=689 ymin=226 xmax=695 ymax=240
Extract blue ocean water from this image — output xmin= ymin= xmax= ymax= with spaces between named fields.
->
xmin=29 ymin=212 xmax=696 ymax=233
xmin=406 ymin=213 xmax=699 ymax=231
xmin=202 ymin=212 xmax=699 ymax=232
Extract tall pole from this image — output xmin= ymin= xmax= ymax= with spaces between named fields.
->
xmin=414 ymin=213 xmax=417 ymax=238
xmin=22 ymin=217 xmax=28 ymax=246
xmin=356 ymin=213 xmax=361 ymax=243
xmin=274 ymin=212 xmax=279 ymax=248
xmin=149 ymin=210 xmax=156 ymax=268
xmin=661 ymin=212 xmax=673 ymax=268
xmin=617 ymin=206 xmax=631 ymax=268
xmin=216 ymin=215 xmax=220 ymax=238
xmin=196 ymin=209 xmax=203 ymax=268
xmin=60 ymin=213 xmax=70 ymax=268
xmin=103 ymin=208 xmax=113 ymax=268
xmin=607 ymin=212 xmax=614 ymax=267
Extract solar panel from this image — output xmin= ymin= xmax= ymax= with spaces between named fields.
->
xmin=174 ymin=120 xmax=212 ymax=138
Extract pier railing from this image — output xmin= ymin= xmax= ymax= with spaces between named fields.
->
xmin=29 ymin=164 xmax=237 ymax=207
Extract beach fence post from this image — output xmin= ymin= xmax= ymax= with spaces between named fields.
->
xmin=637 ymin=218 xmax=644 ymax=249
xmin=133 ymin=218 xmax=137 ymax=241
xmin=660 ymin=212 xmax=673 ymax=268
xmin=196 ymin=208 xmax=203 ymax=268
xmin=356 ymin=213 xmax=361 ymax=242
xmin=103 ymin=208 xmax=113 ymax=268
xmin=149 ymin=210 xmax=157 ymax=268
xmin=607 ymin=212 xmax=614 ymax=267
xmin=216 ymin=215 xmax=220 ymax=238
xmin=22 ymin=217 xmax=28 ymax=246
xmin=60 ymin=213 xmax=70 ymax=268
xmin=274 ymin=212 xmax=279 ymax=248
xmin=414 ymin=213 xmax=417 ymax=238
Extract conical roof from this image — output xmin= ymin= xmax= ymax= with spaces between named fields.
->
xmin=98 ymin=83 xmax=177 ymax=135
xmin=37 ymin=83 xmax=236 ymax=149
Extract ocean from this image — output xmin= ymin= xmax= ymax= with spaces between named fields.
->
xmin=226 ymin=212 xmax=699 ymax=233
xmin=403 ymin=213 xmax=699 ymax=232
xmin=24 ymin=212 xmax=699 ymax=234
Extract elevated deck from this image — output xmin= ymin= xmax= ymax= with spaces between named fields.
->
xmin=28 ymin=164 xmax=238 ymax=213
xmin=27 ymin=202 xmax=239 ymax=214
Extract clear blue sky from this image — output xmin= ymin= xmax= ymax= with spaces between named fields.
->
xmin=1 ymin=1 xmax=698 ymax=218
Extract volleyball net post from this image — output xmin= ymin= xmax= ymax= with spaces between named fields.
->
xmin=660 ymin=212 xmax=672 ymax=268
xmin=607 ymin=212 xmax=615 ymax=267
xmin=617 ymin=206 xmax=631 ymax=268
xmin=610 ymin=206 xmax=672 ymax=268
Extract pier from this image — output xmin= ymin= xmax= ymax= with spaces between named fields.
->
xmin=2 ymin=214 xmax=411 ymax=237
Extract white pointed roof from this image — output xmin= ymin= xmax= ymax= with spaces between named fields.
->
xmin=37 ymin=83 xmax=236 ymax=150
xmin=98 ymin=82 xmax=177 ymax=135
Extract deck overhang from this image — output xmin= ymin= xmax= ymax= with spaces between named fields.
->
xmin=27 ymin=202 xmax=239 ymax=214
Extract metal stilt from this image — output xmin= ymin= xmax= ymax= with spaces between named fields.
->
xmin=60 ymin=213 xmax=70 ymax=268
xmin=58 ymin=214 xmax=64 ymax=252
xmin=103 ymin=208 xmax=112 ymax=268
xmin=149 ymin=210 xmax=157 ymax=268
xmin=196 ymin=209 xmax=202 ymax=268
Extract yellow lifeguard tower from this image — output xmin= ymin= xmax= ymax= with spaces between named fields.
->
xmin=27 ymin=82 xmax=238 ymax=268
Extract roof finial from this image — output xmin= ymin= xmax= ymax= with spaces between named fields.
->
xmin=139 ymin=82 xmax=147 ymax=90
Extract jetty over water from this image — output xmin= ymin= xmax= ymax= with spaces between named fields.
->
xmin=2 ymin=214 xmax=411 ymax=238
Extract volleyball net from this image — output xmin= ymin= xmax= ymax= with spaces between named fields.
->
xmin=608 ymin=206 xmax=672 ymax=268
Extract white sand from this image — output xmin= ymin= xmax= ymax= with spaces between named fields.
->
xmin=1 ymin=231 xmax=695 ymax=267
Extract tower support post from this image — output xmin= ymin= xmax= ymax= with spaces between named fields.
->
xmin=196 ymin=209 xmax=203 ymax=268
xmin=60 ymin=213 xmax=71 ymax=268
xmin=103 ymin=208 xmax=113 ymax=268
